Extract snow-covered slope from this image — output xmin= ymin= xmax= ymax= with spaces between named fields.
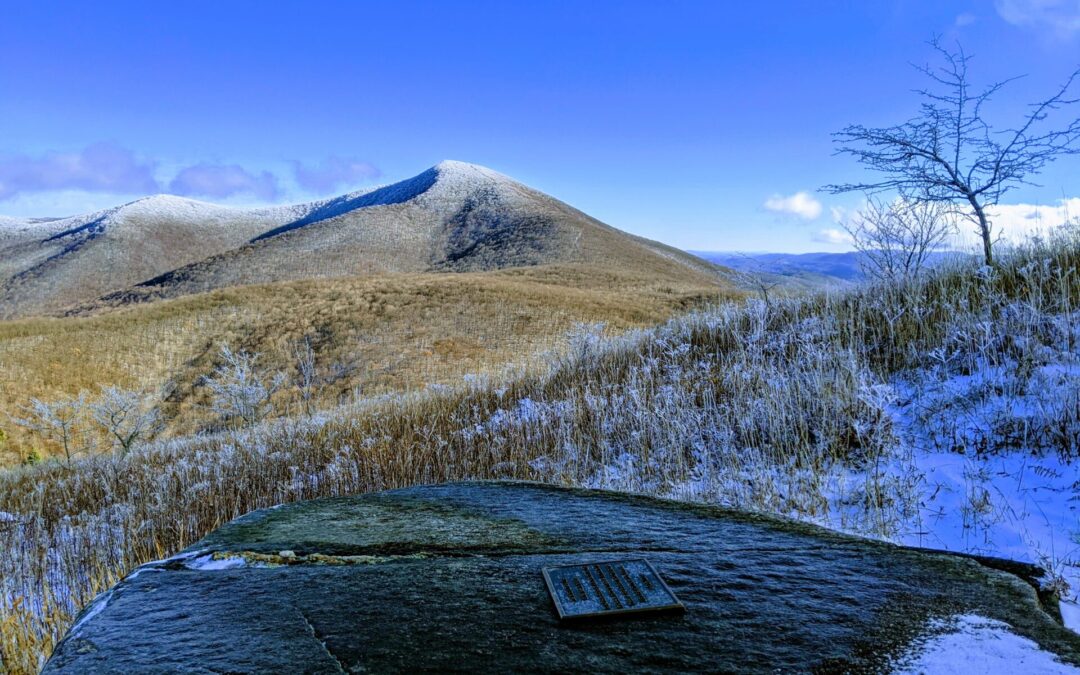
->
xmin=0 ymin=195 xmax=313 ymax=318
xmin=0 ymin=161 xmax=718 ymax=318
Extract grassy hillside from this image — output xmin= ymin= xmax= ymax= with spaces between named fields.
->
xmin=2 ymin=230 xmax=1075 ymax=672
xmin=0 ymin=264 xmax=723 ymax=465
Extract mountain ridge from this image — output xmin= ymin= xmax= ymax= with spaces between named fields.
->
xmin=0 ymin=161 xmax=719 ymax=318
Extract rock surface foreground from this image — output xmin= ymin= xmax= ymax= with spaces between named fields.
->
xmin=45 ymin=482 xmax=1080 ymax=673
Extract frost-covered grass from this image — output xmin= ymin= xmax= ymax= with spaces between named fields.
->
xmin=1 ymin=230 xmax=1078 ymax=672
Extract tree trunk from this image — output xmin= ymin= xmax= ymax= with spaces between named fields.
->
xmin=971 ymin=200 xmax=993 ymax=266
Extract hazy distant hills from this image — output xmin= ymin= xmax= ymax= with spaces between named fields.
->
xmin=692 ymin=250 xmax=965 ymax=289
xmin=0 ymin=161 xmax=718 ymax=318
xmin=691 ymin=251 xmax=864 ymax=289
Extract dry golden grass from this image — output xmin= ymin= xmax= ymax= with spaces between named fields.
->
xmin=0 ymin=264 xmax=724 ymax=465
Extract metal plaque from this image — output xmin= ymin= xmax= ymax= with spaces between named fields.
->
xmin=542 ymin=558 xmax=684 ymax=621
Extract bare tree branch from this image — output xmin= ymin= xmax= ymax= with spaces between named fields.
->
xmin=825 ymin=38 xmax=1080 ymax=264
xmin=88 ymin=387 xmax=163 ymax=455
xmin=202 ymin=345 xmax=286 ymax=428
xmin=12 ymin=394 xmax=89 ymax=464
xmin=842 ymin=196 xmax=956 ymax=282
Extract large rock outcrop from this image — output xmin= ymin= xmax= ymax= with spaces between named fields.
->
xmin=45 ymin=482 xmax=1080 ymax=672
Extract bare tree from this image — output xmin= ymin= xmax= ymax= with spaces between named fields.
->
xmin=89 ymin=387 xmax=164 ymax=455
xmin=12 ymin=394 xmax=88 ymax=463
xmin=293 ymin=338 xmax=318 ymax=414
xmin=291 ymin=337 xmax=366 ymax=412
xmin=825 ymin=39 xmax=1080 ymax=265
xmin=843 ymin=196 xmax=955 ymax=282
xmin=721 ymin=260 xmax=783 ymax=308
xmin=324 ymin=357 xmax=360 ymax=385
xmin=202 ymin=345 xmax=287 ymax=427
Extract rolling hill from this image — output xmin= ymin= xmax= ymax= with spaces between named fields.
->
xmin=0 ymin=161 xmax=718 ymax=318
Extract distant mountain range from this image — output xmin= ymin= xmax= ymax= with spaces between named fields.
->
xmin=691 ymin=250 xmax=965 ymax=289
xmin=0 ymin=161 xmax=718 ymax=318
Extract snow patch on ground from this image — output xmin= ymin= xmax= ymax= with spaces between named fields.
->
xmin=810 ymin=314 xmax=1080 ymax=628
xmin=890 ymin=614 xmax=1080 ymax=674
xmin=883 ymin=347 xmax=1080 ymax=607
xmin=1062 ymin=601 xmax=1080 ymax=634
xmin=184 ymin=553 xmax=247 ymax=570
xmin=68 ymin=590 xmax=114 ymax=638
xmin=123 ymin=566 xmax=165 ymax=582
xmin=835 ymin=448 xmax=1080 ymax=602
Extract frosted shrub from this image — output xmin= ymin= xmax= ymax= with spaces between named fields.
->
xmin=202 ymin=345 xmax=287 ymax=427
xmin=12 ymin=393 xmax=90 ymax=464
xmin=89 ymin=387 xmax=163 ymax=455
xmin=559 ymin=322 xmax=610 ymax=370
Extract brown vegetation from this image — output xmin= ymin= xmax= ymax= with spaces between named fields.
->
xmin=0 ymin=264 xmax=723 ymax=465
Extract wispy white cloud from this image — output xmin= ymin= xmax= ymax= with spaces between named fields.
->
xmin=0 ymin=143 xmax=159 ymax=201
xmin=168 ymin=163 xmax=279 ymax=200
xmin=812 ymin=228 xmax=853 ymax=245
xmin=974 ymin=198 xmax=1080 ymax=242
xmin=817 ymin=197 xmax=1079 ymax=250
xmin=293 ymin=157 xmax=380 ymax=193
xmin=764 ymin=191 xmax=823 ymax=220
xmin=0 ymin=144 xmax=382 ymax=205
xmin=995 ymin=0 xmax=1080 ymax=38
xmin=955 ymin=12 xmax=978 ymax=26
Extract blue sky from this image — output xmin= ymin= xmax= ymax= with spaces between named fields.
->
xmin=1 ymin=1 xmax=1079 ymax=252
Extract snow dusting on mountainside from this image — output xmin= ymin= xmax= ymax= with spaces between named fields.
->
xmin=0 ymin=161 xmax=509 ymax=243
xmin=1 ymin=160 xmax=717 ymax=319
xmin=44 ymin=194 xmax=306 ymax=237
